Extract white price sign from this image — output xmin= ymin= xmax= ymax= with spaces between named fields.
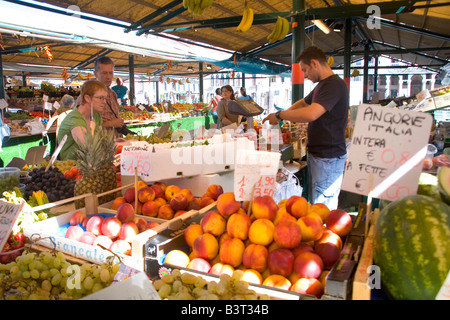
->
xmin=341 ymin=104 xmax=433 ymax=201
xmin=234 ymin=150 xmax=280 ymax=201
xmin=0 ymin=200 xmax=25 ymax=251
xmin=120 ymin=144 xmax=152 ymax=177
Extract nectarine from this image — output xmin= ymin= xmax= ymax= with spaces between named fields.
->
xmin=251 ymin=195 xmax=278 ymax=220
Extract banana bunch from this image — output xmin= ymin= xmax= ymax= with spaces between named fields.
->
xmin=327 ymin=56 xmax=334 ymax=66
xmin=267 ymin=16 xmax=289 ymax=43
xmin=183 ymin=0 xmax=214 ymax=15
xmin=236 ymin=6 xmax=254 ymax=32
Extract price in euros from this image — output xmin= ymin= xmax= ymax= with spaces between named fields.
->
xmin=121 ymin=158 xmax=151 ymax=176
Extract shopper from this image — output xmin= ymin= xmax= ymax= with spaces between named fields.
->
xmin=263 ymin=46 xmax=349 ymax=210
xmin=58 ymin=80 xmax=106 ymax=160
xmin=207 ymin=88 xmax=222 ymax=124
xmin=92 ymin=56 xmax=124 ymax=138
xmin=238 ymin=87 xmax=252 ymax=101
xmin=111 ymin=77 xmax=129 ymax=106
xmin=216 ymin=85 xmax=240 ymax=129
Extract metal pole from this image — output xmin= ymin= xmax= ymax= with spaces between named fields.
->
xmin=291 ymin=0 xmax=305 ymax=104
xmin=0 ymin=54 xmax=4 ymax=99
xmin=344 ymin=18 xmax=352 ymax=89
xmin=128 ymin=54 xmax=135 ymax=105
xmin=199 ymin=62 xmax=204 ymax=103
xmin=374 ymin=56 xmax=379 ymax=93
xmin=363 ymin=44 xmax=370 ymax=103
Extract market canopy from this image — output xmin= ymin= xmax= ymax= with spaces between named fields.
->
xmin=0 ymin=0 xmax=449 ymax=80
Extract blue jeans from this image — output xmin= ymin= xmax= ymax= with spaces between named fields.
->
xmin=307 ymin=153 xmax=347 ymax=210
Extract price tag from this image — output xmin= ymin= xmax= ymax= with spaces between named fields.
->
xmin=234 ymin=150 xmax=280 ymax=201
xmin=341 ymin=104 xmax=433 ymax=201
xmin=0 ymin=200 xmax=25 ymax=251
xmin=42 ymin=94 xmax=49 ymax=103
xmin=120 ymin=144 xmax=152 ymax=178
xmin=138 ymin=105 xmax=146 ymax=111
xmin=53 ymin=101 xmax=60 ymax=110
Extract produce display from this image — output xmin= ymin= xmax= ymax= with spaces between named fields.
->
xmin=0 ymin=250 xmax=120 ymax=300
xmin=373 ymin=194 xmax=450 ymax=300
xmin=162 ymin=187 xmax=353 ymax=299
xmin=0 ymin=168 xmax=20 ymax=196
xmin=153 ymin=268 xmax=272 ymax=300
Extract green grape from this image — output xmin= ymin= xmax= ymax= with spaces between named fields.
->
xmin=30 ymin=269 xmax=40 ymax=279
xmin=28 ymin=261 xmax=37 ymax=270
xmin=10 ymin=265 xmax=19 ymax=275
xmin=207 ymin=281 xmax=218 ymax=294
xmin=92 ymin=267 xmax=100 ymax=278
xmin=112 ymin=263 xmax=120 ymax=275
xmin=158 ymin=283 xmax=172 ymax=299
xmin=51 ymin=273 xmax=62 ymax=286
xmin=22 ymin=271 xmax=31 ymax=279
xmin=194 ymin=276 xmax=207 ymax=288
xmin=171 ymin=269 xmax=181 ymax=279
xmin=92 ymin=282 xmax=104 ymax=293
xmin=52 ymin=257 xmax=61 ymax=268
xmin=81 ymin=263 xmax=93 ymax=273
xmin=152 ymin=279 xmax=164 ymax=291
xmin=161 ymin=274 xmax=174 ymax=284
xmin=83 ymin=276 xmax=94 ymax=291
xmin=41 ymin=279 xmax=52 ymax=292
xmin=49 ymin=268 xmax=59 ymax=277
xmin=100 ymin=268 xmax=110 ymax=283
xmin=40 ymin=270 xmax=50 ymax=280
xmin=172 ymin=280 xmax=183 ymax=293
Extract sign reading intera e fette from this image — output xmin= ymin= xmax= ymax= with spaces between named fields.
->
xmin=341 ymin=104 xmax=433 ymax=201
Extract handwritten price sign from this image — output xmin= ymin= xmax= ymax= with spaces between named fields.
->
xmin=0 ymin=201 xmax=24 ymax=251
xmin=234 ymin=150 xmax=281 ymax=201
xmin=341 ymin=104 xmax=433 ymax=201
xmin=120 ymin=145 xmax=152 ymax=178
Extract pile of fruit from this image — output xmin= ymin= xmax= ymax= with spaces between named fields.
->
xmin=153 ymin=268 xmax=272 ymax=300
xmin=110 ymin=182 xmax=214 ymax=220
xmin=163 ymin=188 xmax=353 ymax=299
xmin=64 ymin=209 xmax=160 ymax=257
xmin=123 ymin=131 xmax=175 ymax=144
xmin=0 ymin=232 xmax=26 ymax=264
xmin=0 ymin=250 xmax=120 ymax=300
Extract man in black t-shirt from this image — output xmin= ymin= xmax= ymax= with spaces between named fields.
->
xmin=263 ymin=46 xmax=349 ymax=210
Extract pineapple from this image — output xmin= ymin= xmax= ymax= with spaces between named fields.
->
xmin=73 ymin=126 xmax=118 ymax=209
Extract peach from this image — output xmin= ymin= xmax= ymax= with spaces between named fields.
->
xmin=291 ymin=243 xmax=314 ymax=258
xmin=308 ymin=203 xmax=330 ymax=222
xmin=85 ymin=215 xmax=104 ymax=236
xmin=325 ymin=209 xmax=353 ymax=237
xmin=262 ymin=274 xmax=292 ymax=291
xmin=248 ymin=219 xmax=275 ymax=246
xmin=118 ymin=221 xmax=139 ymax=242
xmin=291 ymin=278 xmax=324 ymax=298
xmin=157 ymin=204 xmax=174 ymax=220
xmin=146 ymin=221 xmax=160 ymax=230
xmin=184 ymin=224 xmax=203 ymax=247
xmin=216 ymin=192 xmax=240 ymax=218
xmin=242 ymin=269 xmax=263 ymax=285
xmin=251 ymin=195 xmax=278 ymax=220
xmin=285 ymin=196 xmax=309 ymax=218
xmin=131 ymin=201 xmax=143 ymax=215
xmin=192 ymin=232 xmax=219 ymax=260
xmin=219 ymin=237 xmax=245 ymax=267
xmin=153 ymin=182 xmax=166 ymax=193
xmin=187 ymin=258 xmax=211 ymax=273
xmin=210 ymin=262 xmax=235 ymax=277
xmin=277 ymin=199 xmax=288 ymax=208
xmin=274 ymin=220 xmax=302 ymax=249
xmin=65 ymin=225 xmax=84 ymax=241
xmin=179 ymin=188 xmax=195 ymax=203
xmin=297 ymin=213 xmax=324 ymax=242
xmin=93 ymin=235 xmax=113 ymax=249
xmin=315 ymin=229 xmax=343 ymax=251
xmin=111 ymin=197 xmax=127 ymax=210
xmin=136 ymin=180 xmax=148 ymax=191
xmin=174 ymin=210 xmax=187 ymax=218
xmin=124 ymin=187 xmax=136 ymax=203
xmin=154 ymin=197 xmax=167 ymax=208
xmin=164 ymin=185 xmax=181 ymax=201
xmin=110 ymin=239 xmax=131 ymax=255
xmin=134 ymin=217 xmax=147 ymax=233
xmin=267 ymin=248 xmax=295 ymax=277
xmin=315 ymin=242 xmax=341 ymax=269
xmin=169 ymin=192 xmax=188 ymax=212
xmin=226 ymin=212 xmax=251 ymax=240
xmin=138 ymin=187 xmax=156 ymax=203
xmin=201 ymin=211 xmax=226 ymax=237
xmin=150 ymin=184 xmax=164 ymax=198
xmin=273 ymin=206 xmax=297 ymax=225
xmin=293 ymin=252 xmax=324 ymax=279
xmin=205 ymin=184 xmax=224 ymax=200
xmin=142 ymin=200 xmax=159 ymax=217
xmin=69 ymin=210 xmax=87 ymax=226
xmin=268 ymin=241 xmax=281 ymax=252
xmin=164 ymin=249 xmax=190 ymax=268
xmin=101 ymin=217 xmax=122 ymax=239
xmin=199 ymin=195 xmax=215 ymax=208
xmin=79 ymin=231 xmax=97 ymax=245
xmin=218 ymin=232 xmax=231 ymax=247
xmin=187 ymin=199 xmax=201 ymax=211
xmin=116 ymin=203 xmax=135 ymax=223
xmin=319 ymin=270 xmax=330 ymax=288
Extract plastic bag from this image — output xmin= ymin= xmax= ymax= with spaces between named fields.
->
xmin=273 ymin=167 xmax=303 ymax=203
xmin=25 ymin=118 xmax=46 ymax=135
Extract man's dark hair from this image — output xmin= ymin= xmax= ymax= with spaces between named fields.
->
xmin=296 ymin=46 xmax=327 ymax=65
xmin=94 ymin=56 xmax=115 ymax=71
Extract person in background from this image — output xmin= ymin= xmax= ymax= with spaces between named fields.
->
xmin=263 ymin=46 xmax=349 ymax=210
xmin=216 ymin=85 xmax=240 ymax=129
xmin=92 ymin=56 xmax=124 ymax=138
xmin=207 ymin=88 xmax=222 ymax=124
xmin=238 ymin=87 xmax=252 ymax=101
xmin=58 ymin=80 xmax=106 ymax=160
xmin=111 ymin=77 xmax=129 ymax=106
xmin=55 ymin=94 xmax=76 ymax=136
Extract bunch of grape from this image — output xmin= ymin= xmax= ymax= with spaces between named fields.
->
xmin=0 ymin=250 xmax=120 ymax=300
xmin=152 ymin=269 xmax=272 ymax=300
xmin=37 ymin=160 xmax=77 ymax=174
xmin=24 ymin=166 xmax=75 ymax=202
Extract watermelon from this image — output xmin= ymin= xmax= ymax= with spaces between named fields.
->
xmin=373 ymin=195 xmax=450 ymax=300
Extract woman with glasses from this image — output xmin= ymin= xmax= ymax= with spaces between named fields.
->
xmin=216 ymin=85 xmax=240 ymax=129
xmin=57 ymin=80 xmax=107 ymax=160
